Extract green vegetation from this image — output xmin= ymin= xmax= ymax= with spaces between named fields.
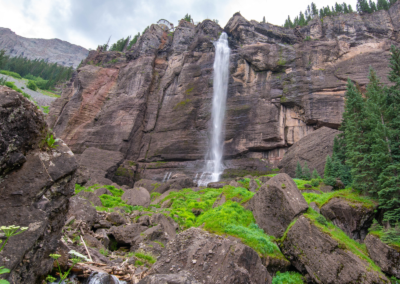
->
xmin=338 ymin=45 xmax=400 ymax=224
xmin=183 ymin=13 xmax=192 ymax=23
xmin=153 ymin=240 xmax=165 ymax=248
xmin=369 ymin=219 xmax=400 ymax=248
xmin=47 ymin=252 xmax=85 ymax=284
xmin=305 ymin=208 xmax=381 ymax=271
xmin=0 ymin=70 xmax=21 ymax=79
xmin=134 ymin=252 xmax=156 ymax=266
xmin=0 ymin=266 xmax=10 ymax=284
xmin=99 ymin=248 xmax=109 ymax=256
xmin=0 ymin=50 xmax=73 ymax=90
xmin=272 ymin=271 xmax=304 ymax=284
xmin=39 ymin=89 xmax=60 ymax=98
xmin=295 ymin=161 xmax=315 ymax=181
xmin=150 ymin=192 xmax=161 ymax=201
xmin=27 ymin=80 xmax=37 ymax=91
xmin=75 ymin=184 xmax=135 ymax=212
xmin=357 ymin=0 xmax=397 ymax=13
xmin=41 ymin=106 xmax=49 ymax=114
xmin=44 ymin=133 xmax=59 ymax=149
xmin=302 ymin=188 xmax=377 ymax=208
xmin=0 ymin=226 xmax=29 ymax=284
xmin=160 ymin=186 xmax=285 ymax=259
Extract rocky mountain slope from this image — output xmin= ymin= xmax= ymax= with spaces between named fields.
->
xmin=0 ymin=27 xmax=88 ymax=68
xmin=47 ymin=3 xmax=400 ymax=185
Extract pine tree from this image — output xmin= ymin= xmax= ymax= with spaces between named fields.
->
xmin=324 ymin=155 xmax=333 ymax=178
xmin=343 ymin=3 xmax=350 ymax=13
xmin=263 ymin=16 xmax=266 ymax=23
xmin=302 ymin=162 xmax=311 ymax=180
xmin=369 ymin=0 xmax=378 ymax=11
xmin=377 ymin=0 xmax=390 ymax=10
xmin=349 ymin=4 xmax=354 ymax=12
xmin=357 ymin=0 xmax=372 ymax=13
xmin=312 ymin=169 xmax=321 ymax=179
xmin=296 ymin=161 xmax=303 ymax=179
xmin=311 ymin=2 xmax=318 ymax=16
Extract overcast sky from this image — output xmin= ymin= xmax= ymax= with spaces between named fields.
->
xmin=0 ymin=0 xmax=358 ymax=50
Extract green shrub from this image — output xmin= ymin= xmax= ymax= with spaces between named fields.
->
xmin=272 ymin=271 xmax=304 ymax=284
xmin=316 ymin=215 xmax=328 ymax=226
xmin=323 ymin=176 xmax=337 ymax=186
xmin=134 ymin=252 xmax=156 ymax=264
xmin=311 ymin=179 xmax=320 ymax=187
xmin=27 ymin=80 xmax=37 ymax=91
xmin=0 ymin=70 xmax=21 ymax=79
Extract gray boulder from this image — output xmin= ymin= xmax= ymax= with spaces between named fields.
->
xmin=281 ymin=215 xmax=389 ymax=283
xmin=149 ymin=227 xmax=271 ymax=284
xmin=109 ymin=224 xmax=147 ymax=246
xmin=365 ymin=234 xmax=400 ymax=278
xmin=249 ymin=173 xmax=308 ymax=238
xmin=121 ymin=187 xmax=150 ymax=207
xmin=78 ymin=190 xmax=102 ymax=206
xmin=106 ymin=212 xmax=127 ymax=226
xmin=320 ymin=198 xmax=375 ymax=241
xmin=94 ymin=187 xmax=112 ymax=196
xmin=249 ymin=179 xmax=258 ymax=192
xmin=67 ymin=196 xmax=97 ymax=227
xmin=278 ymin=127 xmax=340 ymax=178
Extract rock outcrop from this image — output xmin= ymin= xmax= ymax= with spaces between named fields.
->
xmin=365 ymin=234 xmax=400 ymax=278
xmin=249 ymin=173 xmax=308 ymax=238
xmin=278 ymin=126 xmax=340 ymax=177
xmin=320 ymin=198 xmax=375 ymax=241
xmin=47 ymin=3 xmax=400 ymax=183
xmin=149 ymin=227 xmax=271 ymax=284
xmin=0 ymin=86 xmax=77 ymax=283
xmin=121 ymin=187 xmax=151 ymax=207
xmin=281 ymin=216 xmax=389 ymax=283
xmin=0 ymin=27 xmax=88 ymax=68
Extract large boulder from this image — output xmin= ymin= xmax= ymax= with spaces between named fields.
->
xmin=139 ymin=271 xmax=201 ymax=284
xmin=67 ymin=196 xmax=97 ymax=227
xmin=149 ymin=227 xmax=271 ymax=284
xmin=278 ymin=127 xmax=340 ymax=177
xmin=78 ymin=190 xmax=102 ymax=206
xmin=365 ymin=234 xmax=400 ymax=278
xmin=121 ymin=187 xmax=150 ymax=207
xmin=0 ymin=87 xmax=77 ymax=283
xmin=109 ymin=224 xmax=147 ymax=246
xmin=320 ymin=198 xmax=375 ymax=241
xmin=76 ymin=147 xmax=124 ymax=186
xmin=249 ymin=173 xmax=308 ymax=238
xmin=281 ymin=215 xmax=389 ymax=283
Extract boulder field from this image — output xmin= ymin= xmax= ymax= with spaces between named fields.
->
xmin=47 ymin=2 xmax=400 ymax=185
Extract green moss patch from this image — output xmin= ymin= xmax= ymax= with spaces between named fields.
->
xmin=272 ymin=271 xmax=304 ymax=284
xmin=302 ymin=188 xmax=377 ymax=209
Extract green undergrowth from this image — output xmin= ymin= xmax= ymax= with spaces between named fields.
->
xmin=161 ymin=186 xmax=284 ymax=259
xmin=0 ymin=70 xmax=22 ymax=79
xmin=272 ymin=271 xmax=304 ymax=284
xmin=302 ymin=188 xmax=377 ymax=209
xmin=134 ymin=252 xmax=156 ymax=267
xmin=305 ymin=208 xmax=381 ymax=272
xmin=74 ymin=184 xmax=133 ymax=212
xmin=368 ymin=220 xmax=400 ymax=249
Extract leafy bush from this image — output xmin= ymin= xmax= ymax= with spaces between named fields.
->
xmin=311 ymin=179 xmax=320 ymax=187
xmin=316 ymin=215 xmax=328 ymax=226
xmin=27 ymin=80 xmax=37 ymax=91
xmin=272 ymin=271 xmax=304 ymax=284
xmin=0 ymin=70 xmax=21 ymax=79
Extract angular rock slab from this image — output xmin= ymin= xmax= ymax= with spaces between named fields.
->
xmin=278 ymin=127 xmax=340 ymax=178
xmin=281 ymin=216 xmax=389 ymax=284
xmin=0 ymin=87 xmax=77 ymax=283
xmin=321 ymin=197 xmax=375 ymax=241
xmin=150 ymin=227 xmax=271 ymax=284
xmin=365 ymin=234 xmax=400 ymax=278
xmin=249 ymin=173 xmax=308 ymax=238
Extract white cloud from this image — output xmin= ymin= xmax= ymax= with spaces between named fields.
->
xmin=0 ymin=0 xmax=358 ymax=50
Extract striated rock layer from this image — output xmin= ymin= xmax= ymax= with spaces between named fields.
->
xmin=47 ymin=3 xmax=400 ymax=183
xmin=0 ymin=86 xmax=77 ymax=283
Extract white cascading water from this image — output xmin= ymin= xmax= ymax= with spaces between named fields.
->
xmin=198 ymin=32 xmax=230 ymax=186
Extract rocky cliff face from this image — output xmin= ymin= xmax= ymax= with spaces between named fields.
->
xmin=0 ymin=86 xmax=77 ymax=283
xmin=47 ymin=3 xmax=400 ymax=184
xmin=0 ymin=27 xmax=88 ymax=68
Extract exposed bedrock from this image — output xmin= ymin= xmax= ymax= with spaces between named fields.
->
xmin=0 ymin=86 xmax=77 ymax=283
xmin=47 ymin=2 xmax=400 ymax=183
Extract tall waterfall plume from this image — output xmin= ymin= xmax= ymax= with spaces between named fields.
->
xmin=197 ymin=32 xmax=230 ymax=186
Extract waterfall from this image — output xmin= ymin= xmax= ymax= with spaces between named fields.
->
xmin=198 ymin=32 xmax=230 ymax=186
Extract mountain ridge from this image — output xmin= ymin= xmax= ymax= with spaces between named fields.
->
xmin=0 ymin=27 xmax=88 ymax=68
